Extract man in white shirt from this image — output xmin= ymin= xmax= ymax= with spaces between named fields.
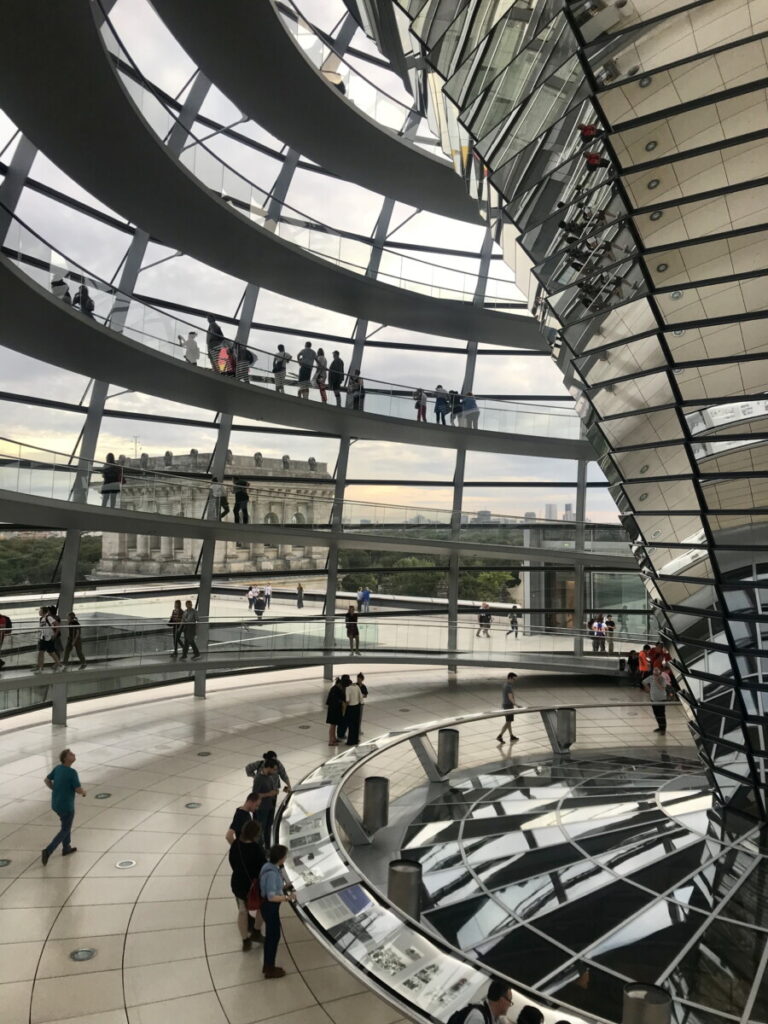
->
xmin=458 ymin=979 xmax=514 ymax=1024
xmin=36 ymin=606 xmax=62 ymax=672
xmin=264 ymin=584 xmax=272 ymax=609
xmin=296 ymin=341 xmax=316 ymax=399
xmin=343 ymin=676 xmax=364 ymax=746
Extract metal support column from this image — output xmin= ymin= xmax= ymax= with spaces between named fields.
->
xmin=573 ymin=457 xmax=588 ymax=657
xmin=0 ymin=135 xmax=37 ymax=239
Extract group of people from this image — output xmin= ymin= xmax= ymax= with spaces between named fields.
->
xmin=627 ymin=641 xmax=677 ymax=735
xmin=34 ymin=606 xmax=86 ymax=671
xmin=451 ymin=978 xmax=563 ymax=1024
xmin=475 ymin=604 xmax=520 ymax=639
xmin=246 ymin=583 xmax=273 ymax=620
xmin=325 ymin=672 xmax=367 ymax=746
xmin=414 ymin=386 xmax=480 ymax=428
xmin=167 ymin=599 xmax=201 ymax=659
xmin=51 ymin=278 xmax=95 ymax=315
xmin=587 ymin=613 xmax=616 ymax=653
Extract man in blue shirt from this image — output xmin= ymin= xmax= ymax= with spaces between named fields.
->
xmin=361 ymin=586 xmax=371 ymax=613
xmin=42 ymin=748 xmax=86 ymax=865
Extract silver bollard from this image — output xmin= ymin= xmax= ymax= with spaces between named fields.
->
xmin=437 ymin=728 xmax=459 ymax=774
xmin=363 ymin=776 xmax=389 ymax=834
xmin=388 ymin=859 xmax=422 ymax=920
xmin=622 ymin=983 xmax=671 ymax=1024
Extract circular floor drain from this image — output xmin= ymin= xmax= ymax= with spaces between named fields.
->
xmin=70 ymin=948 xmax=96 ymax=962
xmin=197 ymin=751 xmax=211 ymax=757
xmin=0 ymin=859 xmax=10 ymax=867
xmin=94 ymin=793 xmax=111 ymax=800
xmin=115 ymin=859 xmax=136 ymax=869
xmin=185 ymin=802 xmax=202 ymax=809
xmin=399 ymin=708 xmax=410 ymax=712
xmin=298 ymin=724 xmax=311 ymax=730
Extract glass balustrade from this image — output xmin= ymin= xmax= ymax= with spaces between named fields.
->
xmin=0 ymin=437 xmax=627 ymax=554
xmin=2 ymin=211 xmax=583 ymax=441
xmin=96 ymin=11 xmax=521 ymax=308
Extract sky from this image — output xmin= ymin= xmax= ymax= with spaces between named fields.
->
xmin=0 ymin=0 xmax=620 ymax=524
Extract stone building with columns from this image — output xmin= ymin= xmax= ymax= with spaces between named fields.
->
xmin=95 ymin=450 xmax=333 ymax=577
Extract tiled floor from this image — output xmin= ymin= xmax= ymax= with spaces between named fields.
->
xmin=0 ymin=665 xmax=692 ymax=1024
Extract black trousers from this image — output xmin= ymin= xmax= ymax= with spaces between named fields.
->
xmin=345 ymin=705 xmax=361 ymax=745
xmin=234 ymin=498 xmax=249 ymax=523
xmin=651 ymin=704 xmax=667 ymax=730
xmin=262 ymin=901 xmax=281 ymax=968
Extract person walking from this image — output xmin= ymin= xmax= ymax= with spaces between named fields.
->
xmin=41 ymin=749 xmax=85 ymax=864
xmin=347 ymin=368 xmax=365 ymax=410
xmin=49 ymin=606 xmax=64 ymax=661
xmin=645 ymin=665 xmax=670 ymax=734
xmin=0 ymin=609 xmax=12 ymax=670
xmin=414 ymin=388 xmax=427 ymax=422
xmin=326 ymin=676 xmax=345 ymax=745
xmin=253 ymin=591 xmax=267 ymax=620
xmin=461 ymin=391 xmax=480 ymax=428
xmin=246 ymin=586 xmax=256 ymax=611
xmin=217 ymin=342 xmax=236 ymax=376
xmin=605 ymin=613 xmax=616 ymax=654
xmin=72 ymin=284 xmax=95 ymax=316
xmin=361 ymin=585 xmax=371 ymax=613
xmin=448 ymin=390 xmax=462 ymax=426
xmin=100 ymin=452 xmax=123 ymax=508
xmin=356 ymin=588 xmax=364 ymax=613
xmin=497 ymin=672 xmax=520 ymax=743
xmin=296 ymin=583 xmax=304 ymax=609
xmin=35 ymin=605 xmax=61 ymax=672
xmin=246 ymin=750 xmax=292 ymax=793
xmin=233 ymin=477 xmax=249 ymax=524
xmin=296 ymin=341 xmax=316 ymax=399
xmin=346 ymin=605 xmax=360 ymax=654
xmin=62 ymin=611 xmax=86 ymax=668
xmin=343 ymin=673 xmax=364 ymax=746
xmin=259 ymin=844 xmax=296 ymax=978
xmin=506 ymin=607 xmax=519 ymax=638
xmin=168 ymin=599 xmax=184 ymax=658
xmin=225 ymin=792 xmax=262 ymax=845
xmin=264 ymin=583 xmax=272 ymax=609
xmin=180 ymin=600 xmax=200 ymax=660
xmin=178 ymin=330 xmax=200 ymax=365
xmin=272 ymin=344 xmax=292 ymax=392
xmin=476 ymin=602 xmax=492 ymax=638
xmin=250 ymin=759 xmax=281 ymax=847
xmin=434 ymin=386 xmax=449 ymax=425
xmin=234 ymin=342 xmax=254 ymax=384
xmin=228 ymin=818 xmax=266 ymax=950
xmin=208 ymin=476 xmax=230 ymax=520
xmin=313 ymin=347 xmax=328 ymax=402
xmin=51 ymin=276 xmax=72 ymax=303
xmin=329 ymin=351 xmax=345 ymax=406
xmin=206 ymin=314 xmax=225 ymax=369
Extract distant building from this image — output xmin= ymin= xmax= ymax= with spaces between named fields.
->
xmin=95 ymin=450 xmax=333 ymax=577
xmin=563 ymin=503 xmax=576 ymax=522
xmin=523 ymin=511 xmax=536 ymax=520
xmin=544 ymin=503 xmax=558 ymax=520
xmin=474 ymin=510 xmax=493 ymax=523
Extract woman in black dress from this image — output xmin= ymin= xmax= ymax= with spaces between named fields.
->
xmin=228 ymin=819 xmax=266 ymax=951
xmin=325 ymin=676 xmax=345 ymax=746
xmin=345 ymin=604 xmax=360 ymax=654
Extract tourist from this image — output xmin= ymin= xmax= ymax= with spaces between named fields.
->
xmin=638 ymin=643 xmax=652 ymax=680
xmin=343 ymin=673 xmax=364 ymax=746
xmin=590 ymin=615 xmax=606 ymax=653
xmin=296 ymin=340 xmax=316 ymax=399
xmin=100 ymin=452 xmax=123 ymax=508
xmin=452 ymin=978 xmax=513 ymax=1024
xmin=228 ymin=818 xmax=266 ymax=950
xmin=448 ymin=390 xmax=462 ymax=425
xmin=179 ymin=330 xmax=199 ymax=365
xmin=272 ymin=344 xmax=291 ymax=392
xmin=506 ymin=607 xmax=519 ymax=638
xmin=461 ymin=391 xmax=480 ymax=428
xmin=325 ymin=677 xmax=345 ymax=746
xmin=434 ymin=385 xmax=448 ymax=425
xmin=259 ymin=844 xmax=296 ymax=978
xmin=225 ymin=792 xmax=262 ymax=845
xmin=604 ymin=612 xmax=616 ymax=653
xmin=336 ymin=674 xmax=351 ymax=741
xmin=361 ymin=585 xmax=371 ymax=613
xmin=234 ymin=341 xmax=254 ymax=383
xmin=51 ymin=276 xmax=72 ymax=304
xmin=645 ymin=665 xmax=670 ymax=735
xmin=41 ymin=749 xmax=86 ymax=865
xmin=414 ymin=387 xmax=427 ymax=422
xmin=233 ymin=477 xmax=249 ymax=524
xmin=206 ymin=314 xmax=225 ymax=369
xmin=35 ymin=605 xmax=61 ymax=672
xmin=649 ymin=640 xmax=671 ymax=673
xmin=180 ymin=600 xmax=200 ymax=660
xmin=296 ymin=582 xmax=304 ymax=608
xmin=583 ymin=151 xmax=610 ymax=174
xmin=476 ymin=602 xmax=492 ymax=638
xmin=217 ymin=342 xmax=236 ymax=376
xmin=208 ymin=476 xmax=229 ymax=520
xmin=313 ymin=347 xmax=328 ymax=402
xmin=356 ymin=587 xmax=364 ymax=612
xmin=253 ymin=590 xmax=266 ymax=620
xmin=62 ymin=611 xmax=86 ymax=668
xmin=168 ymin=599 xmax=183 ymax=657
xmin=329 ymin=351 xmax=345 ymax=406
xmin=626 ymin=649 xmax=642 ymax=687
xmin=496 ymin=672 xmax=519 ymax=744
xmin=48 ymin=606 xmax=64 ymax=660
xmin=250 ymin=758 xmax=281 ymax=847
xmin=72 ymin=283 xmax=95 ymax=316
xmin=347 ymin=368 xmax=365 ymax=410
xmin=0 ymin=609 xmax=11 ymax=669
xmin=346 ymin=605 xmax=360 ymax=654
xmin=264 ymin=583 xmax=272 ymax=609
xmin=517 ymin=1007 xmax=544 ymax=1024
xmin=246 ymin=750 xmax=291 ymax=792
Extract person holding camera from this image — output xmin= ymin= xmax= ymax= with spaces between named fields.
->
xmin=259 ymin=844 xmax=296 ymax=978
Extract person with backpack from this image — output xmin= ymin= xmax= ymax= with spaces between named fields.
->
xmin=180 ymin=600 xmax=200 ymax=660
xmin=233 ymin=477 xmax=249 ymax=524
xmin=448 ymin=390 xmax=462 ymax=425
xmin=347 ymin=368 xmax=365 ymax=410
xmin=272 ymin=344 xmax=291 ymax=392
xmin=178 ymin=330 xmax=200 ymax=365
xmin=328 ymin=351 xmax=345 ymax=406
xmin=234 ymin=342 xmax=255 ymax=384
xmin=62 ymin=611 xmax=86 ymax=668
xmin=36 ymin=606 xmax=62 ymax=672
xmin=434 ymin=385 xmax=449 ymax=425
xmin=476 ymin=603 xmax=492 ymax=638
xmin=206 ymin=314 xmax=225 ymax=369
xmin=505 ymin=607 xmax=519 ymax=638
xmin=100 ymin=452 xmax=123 ymax=508
xmin=0 ymin=610 xmax=12 ymax=669
xmin=72 ymin=284 xmax=95 ymax=317
xmin=448 ymin=978 xmax=513 ymax=1024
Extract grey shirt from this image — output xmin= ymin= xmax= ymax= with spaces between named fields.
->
xmin=251 ymin=771 xmax=279 ymax=808
xmin=502 ymin=681 xmax=515 ymax=709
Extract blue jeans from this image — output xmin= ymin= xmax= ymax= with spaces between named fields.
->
xmin=262 ymin=901 xmax=281 ymax=968
xmin=45 ymin=811 xmax=74 ymax=855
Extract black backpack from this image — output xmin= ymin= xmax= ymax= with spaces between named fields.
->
xmin=446 ymin=1003 xmax=492 ymax=1024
